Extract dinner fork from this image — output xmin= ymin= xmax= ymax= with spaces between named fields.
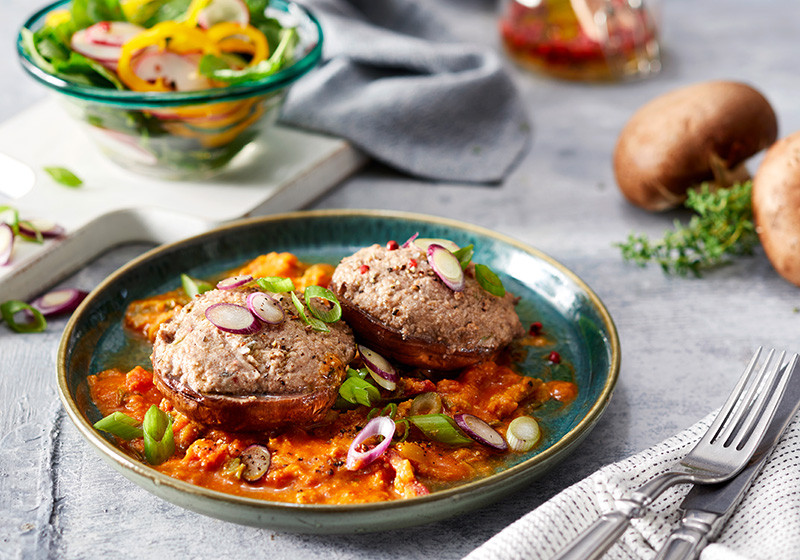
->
xmin=551 ymin=347 xmax=793 ymax=560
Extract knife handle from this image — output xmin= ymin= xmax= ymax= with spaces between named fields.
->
xmin=654 ymin=511 xmax=717 ymax=560
xmin=551 ymin=499 xmax=643 ymax=560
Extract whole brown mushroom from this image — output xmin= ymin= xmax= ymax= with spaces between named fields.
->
xmin=752 ymin=130 xmax=800 ymax=287
xmin=614 ymin=81 xmax=778 ymax=211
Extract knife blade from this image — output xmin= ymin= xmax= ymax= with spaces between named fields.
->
xmin=654 ymin=353 xmax=800 ymax=560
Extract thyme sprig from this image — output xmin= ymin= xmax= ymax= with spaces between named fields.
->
xmin=617 ymin=181 xmax=759 ymax=277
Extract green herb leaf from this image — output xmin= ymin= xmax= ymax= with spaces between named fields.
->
xmin=475 ymin=264 xmax=505 ymax=297
xmin=0 ymin=301 xmax=47 ymax=333
xmin=44 ymin=166 xmax=83 ymax=187
xmin=94 ymin=411 xmax=144 ymax=439
xmin=143 ymin=405 xmax=175 ymax=465
xmin=198 ymin=28 xmax=297 ymax=84
xmin=617 ymin=182 xmax=759 ymax=276
xmin=338 ymin=376 xmax=381 ymax=406
xmin=304 ymin=285 xmax=342 ymax=323
xmin=452 ymin=244 xmax=474 ymax=269
xmin=71 ymin=0 xmax=126 ymax=30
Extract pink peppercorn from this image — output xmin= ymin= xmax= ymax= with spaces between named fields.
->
xmin=386 ymin=240 xmax=399 ymax=250
xmin=359 ymin=264 xmax=370 ymax=274
xmin=548 ymin=351 xmax=561 ymax=364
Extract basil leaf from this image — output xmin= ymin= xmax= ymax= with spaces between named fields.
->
xmin=44 ymin=166 xmax=83 ymax=187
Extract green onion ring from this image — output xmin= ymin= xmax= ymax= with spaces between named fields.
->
xmin=406 ymin=413 xmax=473 ymax=446
xmin=143 ymin=405 xmax=175 ymax=465
xmin=0 ymin=300 xmax=47 ymax=333
xmin=475 ymin=264 xmax=506 ymax=297
xmin=290 ymin=292 xmax=329 ymax=332
xmin=257 ymin=276 xmax=295 ymax=293
xmin=94 ymin=412 xmax=144 ymax=440
xmin=181 ymin=273 xmax=213 ymax=299
xmin=304 ymin=285 xmax=342 ymax=323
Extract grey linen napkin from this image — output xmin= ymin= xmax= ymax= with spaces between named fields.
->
xmin=463 ymin=412 xmax=800 ymax=560
xmin=279 ymin=0 xmax=531 ymax=183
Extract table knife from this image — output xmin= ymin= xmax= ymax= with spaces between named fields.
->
xmin=654 ymin=354 xmax=800 ymax=560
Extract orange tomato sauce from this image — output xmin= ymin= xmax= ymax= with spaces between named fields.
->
xmin=90 ymin=252 xmax=577 ymax=504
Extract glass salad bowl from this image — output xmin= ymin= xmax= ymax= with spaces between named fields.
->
xmin=16 ymin=0 xmax=323 ymax=179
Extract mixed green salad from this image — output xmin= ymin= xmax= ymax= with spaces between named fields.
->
xmin=20 ymin=0 xmax=306 ymax=175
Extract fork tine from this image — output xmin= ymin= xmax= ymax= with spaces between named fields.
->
xmin=730 ymin=352 xmax=795 ymax=456
xmin=701 ymin=347 xmax=763 ymax=443
xmin=715 ymin=348 xmax=778 ymax=445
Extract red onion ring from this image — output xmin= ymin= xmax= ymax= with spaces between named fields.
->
xmin=18 ymin=219 xmax=65 ymax=239
xmin=29 ymin=288 xmax=88 ymax=317
xmin=240 ymin=444 xmax=271 ymax=482
xmin=216 ymin=275 xmax=253 ymax=290
xmin=204 ymin=302 xmax=261 ymax=334
xmin=454 ymin=413 xmax=508 ymax=451
xmin=401 ymin=232 xmax=419 ymax=248
xmin=246 ymin=292 xmax=284 ymax=324
xmin=358 ymin=345 xmax=398 ymax=390
xmin=427 ymin=244 xmax=465 ymax=291
xmin=413 ymin=237 xmax=459 ymax=253
xmin=0 ymin=223 xmax=14 ymax=266
xmin=346 ymin=416 xmax=396 ymax=471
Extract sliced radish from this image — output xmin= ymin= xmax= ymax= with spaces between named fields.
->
xmin=216 ymin=275 xmax=253 ymax=290
xmin=454 ymin=413 xmax=508 ymax=451
xmin=205 ymin=302 xmax=261 ymax=334
xmin=413 ymin=237 xmax=459 ymax=253
xmin=85 ymin=21 xmax=145 ymax=47
xmin=246 ymin=292 xmax=284 ymax=324
xmin=427 ymin=244 xmax=465 ymax=291
xmin=0 ymin=223 xmax=14 ymax=266
xmin=240 ymin=444 xmax=271 ymax=482
xmin=133 ymin=51 xmax=212 ymax=91
xmin=346 ymin=416 xmax=396 ymax=471
xmin=197 ymin=0 xmax=250 ymax=28
xmin=18 ymin=218 xmax=65 ymax=239
xmin=30 ymin=288 xmax=88 ymax=316
xmin=71 ymin=22 xmax=144 ymax=64
xmin=358 ymin=345 xmax=398 ymax=390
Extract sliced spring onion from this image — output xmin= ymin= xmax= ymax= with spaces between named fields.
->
xmin=339 ymin=376 xmax=381 ymax=407
xmin=216 ymin=274 xmax=253 ymax=290
xmin=93 ymin=411 xmax=144 ymax=440
xmin=358 ymin=345 xmax=398 ymax=391
xmin=0 ymin=205 xmax=20 ymax=228
xmin=18 ymin=218 xmax=65 ymax=239
xmin=454 ymin=413 xmax=508 ymax=451
xmin=408 ymin=392 xmax=443 ymax=416
xmin=142 ymin=405 xmax=175 ymax=465
xmin=407 ymin=413 xmax=473 ymax=446
xmin=427 ymin=244 xmax=465 ymax=291
xmin=304 ymin=285 xmax=342 ymax=323
xmin=246 ymin=291 xmax=284 ymax=324
xmin=506 ymin=416 xmax=541 ymax=452
xmin=368 ymin=402 xmax=398 ymax=420
xmin=204 ymin=302 xmax=261 ymax=334
xmin=452 ymin=244 xmax=474 ymax=269
xmin=43 ymin=166 xmax=83 ymax=187
xmin=0 ymin=300 xmax=47 ymax=333
xmin=16 ymin=221 xmax=44 ymax=243
xmin=475 ymin=264 xmax=506 ymax=297
xmin=181 ymin=273 xmax=213 ymax=298
xmin=290 ymin=292 xmax=329 ymax=332
xmin=346 ymin=416 xmax=396 ymax=471
xmin=256 ymin=276 xmax=295 ymax=293
xmin=240 ymin=444 xmax=271 ymax=482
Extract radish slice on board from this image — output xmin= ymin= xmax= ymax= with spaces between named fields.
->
xmin=197 ymin=0 xmax=250 ymax=28
xmin=0 ymin=224 xmax=14 ymax=266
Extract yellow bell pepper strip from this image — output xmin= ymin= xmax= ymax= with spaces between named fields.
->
xmin=117 ymin=21 xmax=220 ymax=91
xmin=206 ymin=23 xmax=269 ymax=65
xmin=183 ymin=0 xmax=213 ymax=25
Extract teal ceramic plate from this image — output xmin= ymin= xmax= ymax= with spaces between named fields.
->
xmin=58 ymin=209 xmax=620 ymax=533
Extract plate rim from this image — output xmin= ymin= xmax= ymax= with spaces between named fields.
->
xmin=57 ymin=208 xmax=620 ymax=527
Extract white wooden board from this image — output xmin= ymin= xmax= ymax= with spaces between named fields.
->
xmin=0 ymin=98 xmax=366 ymax=301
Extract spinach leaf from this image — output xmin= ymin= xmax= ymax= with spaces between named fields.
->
xmin=71 ymin=0 xmax=127 ymax=29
